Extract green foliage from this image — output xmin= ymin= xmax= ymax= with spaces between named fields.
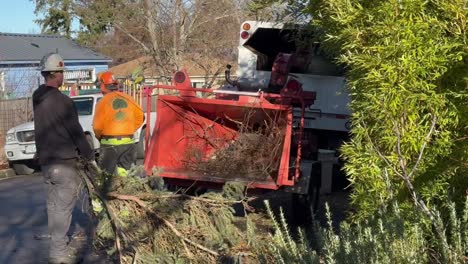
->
xmin=32 ymin=0 xmax=116 ymax=43
xmin=91 ymin=168 xmax=275 ymax=263
xmin=307 ymin=0 xmax=467 ymax=221
xmin=258 ymin=200 xmax=320 ymax=264
xmin=243 ymin=1 xmax=468 ymax=262
xmin=322 ymin=204 xmax=428 ymax=264
xmin=262 ymin=199 xmax=467 ymax=264
xmin=33 ymin=0 xmax=74 ymax=37
xmin=88 ymin=164 xmax=467 ymax=263
xmin=222 ymin=182 xmax=246 ymax=200
xmin=73 ymin=0 xmax=115 ymax=45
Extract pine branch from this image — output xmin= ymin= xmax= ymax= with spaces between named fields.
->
xmin=80 ymin=168 xmax=125 ymax=264
xmin=106 ymin=192 xmax=220 ymax=257
xmin=114 ymin=192 xmax=255 ymax=204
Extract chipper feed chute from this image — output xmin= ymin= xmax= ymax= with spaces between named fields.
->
xmin=144 ymin=70 xmax=315 ymax=190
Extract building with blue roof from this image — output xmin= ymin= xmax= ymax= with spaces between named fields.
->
xmin=0 ymin=32 xmax=112 ymax=98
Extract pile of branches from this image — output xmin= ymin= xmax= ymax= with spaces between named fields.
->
xmin=81 ymin=165 xmax=278 ymax=264
xmin=182 ymin=109 xmax=287 ymax=181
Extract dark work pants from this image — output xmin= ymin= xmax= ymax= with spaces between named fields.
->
xmin=99 ymin=143 xmax=137 ymax=175
xmin=42 ymin=163 xmax=82 ymax=259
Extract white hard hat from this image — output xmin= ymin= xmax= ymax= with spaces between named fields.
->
xmin=39 ymin=52 xmax=65 ymax=72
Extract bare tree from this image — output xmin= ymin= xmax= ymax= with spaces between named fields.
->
xmin=34 ymin=0 xmax=249 ymax=76
xmin=74 ymin=0 xmax=247 ymax=76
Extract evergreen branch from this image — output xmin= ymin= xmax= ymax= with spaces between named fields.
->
xmin=80 ymin=168 xmax=125 ymax=264
xmin=108 ymin=192 xmax=255 ymax=204
xmin=106 ymin=192 xmax=220 ymax=257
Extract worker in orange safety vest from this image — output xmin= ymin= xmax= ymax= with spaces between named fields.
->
xmin=92 ymin=71 xmax=144 ymax=176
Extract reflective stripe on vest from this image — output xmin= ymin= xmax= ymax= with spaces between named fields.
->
xmin=100 ymin=137 xmax=135 ymax=145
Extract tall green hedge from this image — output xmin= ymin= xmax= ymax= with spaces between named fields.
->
xmin=307 ymin=0 xmax=467 ymax=220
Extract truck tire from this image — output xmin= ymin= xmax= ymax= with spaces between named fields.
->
xmin=136 ymin=127 xmax=146 ymax=159
xmin=12 ymin=162 xmax=35 ymax=175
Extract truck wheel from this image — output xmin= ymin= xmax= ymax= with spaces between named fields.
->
xmin=12 ymin=162 xmax=35 ymax=175
xmin=136 ymin=127 xmax=146 ymax=159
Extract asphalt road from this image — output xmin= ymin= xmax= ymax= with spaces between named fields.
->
xmin=0 ymin=173 xmax=106 ymax=264
xmin=0 ymin=174 xmax=48 ymax=264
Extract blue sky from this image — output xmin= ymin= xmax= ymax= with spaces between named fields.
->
xmin=0 ymin=0 xmax=41 ymax=33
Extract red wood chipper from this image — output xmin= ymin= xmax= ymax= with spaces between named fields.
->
xmin=143 ymin=55 xmax=320 ymax=215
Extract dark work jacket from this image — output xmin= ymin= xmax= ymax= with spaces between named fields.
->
xmin=33 ymin=85 xmax=94 ymax=165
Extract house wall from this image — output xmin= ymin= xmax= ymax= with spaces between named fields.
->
xmin=0 ymin=66 xmax=41 ymax=98
xmin=0 ymin=62 xmax=109 ymax=99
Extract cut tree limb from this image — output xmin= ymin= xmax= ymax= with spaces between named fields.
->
xmin=80 ymin=169 xmax=125 ymax=264
xmin=108 ymin=192 xmax=254 ymax=204
xmin=107 ymin=192 xmax=220 ymax=257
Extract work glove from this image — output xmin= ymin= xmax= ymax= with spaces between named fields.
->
xmin=91 ymin=198 xmax=104 ymax=214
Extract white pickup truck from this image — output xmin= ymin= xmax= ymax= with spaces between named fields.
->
xmin=4 ymin=93 xmax=155 ymax=175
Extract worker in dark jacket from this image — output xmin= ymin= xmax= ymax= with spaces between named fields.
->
xmin=93 ymin=71 xmax=144 ymax=176
xmin=33 ymin=52 xmax=96 ymax=264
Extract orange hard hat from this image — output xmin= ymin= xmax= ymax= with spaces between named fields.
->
xmin=98 ymin=71 xmax=118 ymax=93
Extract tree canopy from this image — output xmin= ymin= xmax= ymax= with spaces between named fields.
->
xmin=32 ymin=0 xmax=248 ymax=75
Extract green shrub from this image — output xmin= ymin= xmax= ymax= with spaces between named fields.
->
xmin=262 ymin=199 xmax=467 ymax=264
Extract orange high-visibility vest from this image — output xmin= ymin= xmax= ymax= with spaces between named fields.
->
xmin=93 ymin=92 xmax=144 ymax=139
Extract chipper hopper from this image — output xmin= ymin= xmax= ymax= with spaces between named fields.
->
xmin=143 ymin=69 xmax=316 ymax=192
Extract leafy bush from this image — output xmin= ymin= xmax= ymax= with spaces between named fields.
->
xmin=307 ymin=0 xmax=467 ymax=219
xmin=262 ymin=199 xmax=467 ymax=264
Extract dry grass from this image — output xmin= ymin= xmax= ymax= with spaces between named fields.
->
xmin=181 ymin=109 xmax=287 ymax=181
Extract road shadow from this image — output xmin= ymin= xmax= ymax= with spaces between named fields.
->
xmin=0 ymin=174 xmax=109 ymax=264
xmin=0 ymin=175 xmax=49 ymax=264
